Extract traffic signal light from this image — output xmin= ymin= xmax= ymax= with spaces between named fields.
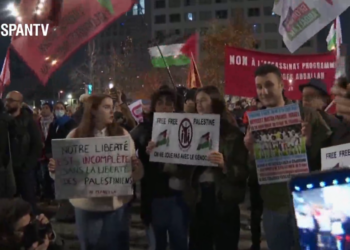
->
xmin=87 ymin=84 xmax=92 ymax=95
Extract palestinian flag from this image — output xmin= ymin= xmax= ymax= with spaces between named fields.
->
xmin=148 ymin=33 xmax=198 ymax=68
xmin=326 ymin=17 xmax=342 ymax=56
xmin=156 ymin=130 xmax=169 ymax=147
xmin=197 ymin=132 xmax=211 ymax=150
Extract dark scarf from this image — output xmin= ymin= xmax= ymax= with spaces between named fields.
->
xmin=55 ymin=115 xmax=70 ymax=127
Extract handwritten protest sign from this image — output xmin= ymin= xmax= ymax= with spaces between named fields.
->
xmin=150 ymin=113 xmax=220 ymax=166
xmin=321 ymin=143 xmax=350 ymax=171
xmin=248 ymin=104 xmax=309 ymax=185
xmin=52 ymin=136 xmax=132 ymax=200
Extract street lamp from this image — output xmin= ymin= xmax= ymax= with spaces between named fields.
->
xmin=58 ymin=90 xmax=63 ymax=99
xmin=109 ymin=83 xmax=114 ymax=89
xmin=67 ymin=94 xmax=72 ymax=99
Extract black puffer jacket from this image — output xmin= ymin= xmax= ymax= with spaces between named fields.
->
xmin=131 ymin=117 xmax=181 ymax=225
xmin=8 ymin=107 xmax=42 ymax=171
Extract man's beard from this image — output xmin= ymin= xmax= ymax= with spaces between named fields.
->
xmin=6 ymin=107 xmax=19 ymax=114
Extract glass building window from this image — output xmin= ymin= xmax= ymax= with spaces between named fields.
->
xmin=169 ymin=14 xmax=181 ymax=23
xmin=184 ymin=0 xmax=196 ymax=6
xmin=248 ymin=8 xmax=260 ymax=17
xmin=169 ymin=0 xmax=181 ymax=7
xmin=155 ymin=15 xmax=166 ymax=24
xmin=155 ymin=0 xmax=166 ymax=8
xmin=216 ymin=10 xmax=228 ymax=19
xmin=185 ymin=12 xmax=196 ymax=21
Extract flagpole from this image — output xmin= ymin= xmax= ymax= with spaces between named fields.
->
xmin=155 ymin=45 xmax=176 ymax=88
xmin=190 ymin=52 xmax=203 ymax=87
xmin=138 ymin=1 xmax=176 ymax=88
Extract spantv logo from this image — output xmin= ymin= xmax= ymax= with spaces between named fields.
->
xmin=1 ymin=24 xmax=50 ymax=37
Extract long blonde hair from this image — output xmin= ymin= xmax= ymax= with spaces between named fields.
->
xmin=74 ymin=94 xmax=124 ymax=138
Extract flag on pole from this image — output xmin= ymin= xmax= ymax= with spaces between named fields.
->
xmin=149 ymin=33 xmax=198 ymax=68
xmin=326 ymin=17 xmax=342 ymax=57
xmin=187 ymin=54 xmax=202 ymax=89
xmin=11 ymin=0 xmax=135 ymax=85
xmin=273 ymin=0 xmax=350 ymax=53
xmin=0 ymin=49 xmax=11 ymax=98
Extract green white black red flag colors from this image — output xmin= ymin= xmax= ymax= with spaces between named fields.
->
xmin=273 ymin=0 xmax=350 ymax=53
xmin=197 ymin=132 xmax=212 ymax=151
xmin=150 ymin=113 xmax=220 ymax=167
xmin=148 ymin=33 xmax=198 ymax=68
xmin=156 ymin=130 xmax=170 ymax=147
xmin=11 ymin=0 xmax=135 ymax=85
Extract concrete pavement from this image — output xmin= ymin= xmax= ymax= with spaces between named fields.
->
xmin=40 ymin=201 xmax=268 ymax=250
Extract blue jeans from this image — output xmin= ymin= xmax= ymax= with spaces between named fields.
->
xmin=263 ymin=208 xmax=295 ymax=250
xmin=146 ymin=226 xmax=156 ymax=250
xmin=151 ymin=195 xmax=189 ymax=250
xmin=74 ymin=204 xmax=130 ymax=250
xmin=40 ymin=161 xmax=54 ymax=199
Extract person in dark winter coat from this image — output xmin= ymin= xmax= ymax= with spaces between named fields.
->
xmin=45 ymin=102 xmax=77 ymax=157
xmin=131 ymin=88 xmax=189 ymax=250
xmin=46 ymin=102 xmax=77 ymax=222
xmin=0 ymin=99 xmax=15 ymax=199
xmin=5 ymin=91 xmax=42 ymax=214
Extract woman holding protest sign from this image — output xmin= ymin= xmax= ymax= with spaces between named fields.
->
xmin=47 ymin=94 xmax=143 ymax=250
xmin=131 ymin=87 xmax=189 ymax=250
xmin=188 ymin=85 xmax=249 ymax=250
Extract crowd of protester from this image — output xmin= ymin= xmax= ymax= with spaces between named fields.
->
xmin=1 ymin=64 xmax=350 ymax=250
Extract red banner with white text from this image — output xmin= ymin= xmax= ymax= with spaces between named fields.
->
xmin=11 ymin=0 xmax=135 ymax=85
xmin=225 ymin=47 xmax=336 ymax=100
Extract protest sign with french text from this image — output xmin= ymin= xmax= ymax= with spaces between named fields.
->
xmin=225 ymin=46 xmax=336 ymax=99
xmin=52 ymin=136 xmax=133 ymax=200
xmin=321 ymin=143 xmax=350 ymax=171
xmin=150 ymin=113 xmax=220 ymax=166
xmin=248 ymin=104 xmax=309 ymax=184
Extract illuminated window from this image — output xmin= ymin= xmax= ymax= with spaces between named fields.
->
xmin=129 ymin=0 xmax=145 ymax=15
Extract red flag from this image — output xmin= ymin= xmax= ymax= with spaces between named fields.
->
xmin=11 ymin=0 xmax=135 ymax=85
xmin=48 ymin=0 xmax=64 ymax=26
xmin=180 ymin=33 xmax=199 ymax=61
xmin=0 ymin=49 xmax=11 ymax=98
xmin=187 ymin=56 xmax=202 ymax=89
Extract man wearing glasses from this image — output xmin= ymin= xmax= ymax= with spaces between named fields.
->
xmin=4 ymin=91 xmax=42 ymax=214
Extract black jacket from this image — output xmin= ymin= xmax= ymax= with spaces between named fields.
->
xmin=318 ymin=111 xmax=350 ymax=146
xmin=45 ymin=118 xmax=76 ymax=157
xmin=131 ymin=119 xmax=181 ymax=225
xmin=0 ymin=112 xmax=11 ymax=169
xmin=8 ymin=108 xmax=42 ymax=171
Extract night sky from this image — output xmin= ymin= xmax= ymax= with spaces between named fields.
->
xmin=0 ymin=5 xmax=349 ymax=102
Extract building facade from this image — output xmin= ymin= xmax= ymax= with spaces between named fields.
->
xmin=95 ymin=0 xmax=152 ymax=57
xmin=150 ymin=0 xmax=318 ymax=54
